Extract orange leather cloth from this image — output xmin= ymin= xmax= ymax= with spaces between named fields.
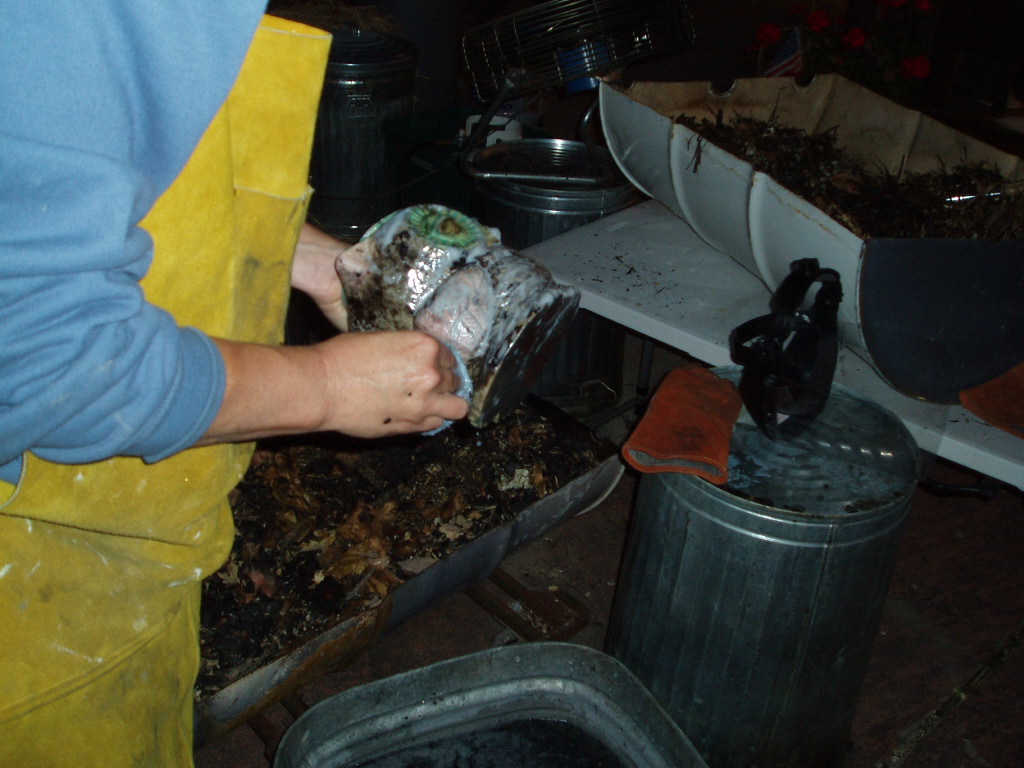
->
xmin=622 ymin=365 xmax=742 ymax=484
xmin=959 ymin=362 xmax=1024 ymax=439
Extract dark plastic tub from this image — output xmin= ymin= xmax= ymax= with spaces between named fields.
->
xmin=272 ymin=643 xmax=708 ymax=768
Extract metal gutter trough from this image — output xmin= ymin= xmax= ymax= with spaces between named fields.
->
xmin=194 ymin=398 xmax=623 ymax=747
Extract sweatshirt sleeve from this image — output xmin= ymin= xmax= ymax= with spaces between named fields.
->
xmin=0 ymin=130 xmax=226 ymax=470
xmin=0 ymin=1 xmax=264 ymax=474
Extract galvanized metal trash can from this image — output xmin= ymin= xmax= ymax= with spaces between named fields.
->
xmin=307 ymin=27 xmax=417 ymax=241
xmin=471 ymin=140 xmax=639 ymax=251
xmin=606 ymin=370 xmax=922 ymax=768
xmin=471 ymin=139 xmax=640 ymax=415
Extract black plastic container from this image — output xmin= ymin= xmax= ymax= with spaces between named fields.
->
xmin=307 ymin=27 xmax=417 ymax=241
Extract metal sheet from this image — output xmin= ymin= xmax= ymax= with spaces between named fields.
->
xmin=194 ymin=455 xmax=624 ymax=747
xmin=599 ymin=75 xmax=1024 ymax=404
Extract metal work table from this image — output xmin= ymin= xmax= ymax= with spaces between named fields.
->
xmin=525 ymin=200 xmax=1024 ymax=491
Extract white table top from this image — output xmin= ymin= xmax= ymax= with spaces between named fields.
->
xmin=525 ymin=200 xmax=1024 ymax=491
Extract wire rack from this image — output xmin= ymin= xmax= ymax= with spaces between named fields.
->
xmin=462 ymin=0 xmax=696 ymax=100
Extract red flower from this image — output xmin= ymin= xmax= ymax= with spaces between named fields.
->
xmin=914 ymin=0 xmax=933 ymax=10
xmin=752 ymin=22 xmax=783 ymax=48
xmin=901 ymin=55 xmax=931 ymax=79
xmin=842 ymin=27 xmax=867 ymax=50
xmin=806 ymin=10 xmax=830 ymax=31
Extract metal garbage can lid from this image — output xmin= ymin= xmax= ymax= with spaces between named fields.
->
xmin=715 ymin=366 xmax=922 ymax=517
xmin=325 ymin=26 xmax=417 ymax=76
xmin=472 ymin=138 xmax=629 ymax=191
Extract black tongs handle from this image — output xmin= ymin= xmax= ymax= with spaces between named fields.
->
xmin=729 ymin=258 xmax=843 ymax=439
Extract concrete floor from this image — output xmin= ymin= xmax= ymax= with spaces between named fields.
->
xmin=195 ymin=336 xmax=1024 ymax=768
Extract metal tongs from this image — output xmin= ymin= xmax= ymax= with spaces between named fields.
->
xmin=729 ymin=258 xmax=843 ymax=440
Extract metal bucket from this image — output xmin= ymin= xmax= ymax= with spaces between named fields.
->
xmin=307 ymin=27 xmax=417 ymax=241
xmin=472 ymin=139 xmax=640 ymax=414
xmin=272 ymin=643 xmax=709 ymax=768
xmin=471 ymin=139 xmax=640 ymax=250
xmin=606 ymin=370 xmax=921 ymax=768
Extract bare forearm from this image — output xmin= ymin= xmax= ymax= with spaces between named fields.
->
xmin=196 ymin=330 xmax=469 ymax=445
xmin=196 ymin=338 xmax=328 ymax=445
xmin=199 ymin=225 xmax=470 ymax=446
xmin=291 ymin=223 xmax=350 ymax=331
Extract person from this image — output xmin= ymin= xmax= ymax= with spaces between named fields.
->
xmin=0 ymin=3 xmax=468 ymax=766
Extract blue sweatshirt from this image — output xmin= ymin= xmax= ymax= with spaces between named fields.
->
xmin=0 ymin=1 xmax=267 ymax=483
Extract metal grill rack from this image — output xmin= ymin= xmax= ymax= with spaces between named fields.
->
xmin=462 ymin=0 xmax=696 ymax=100
xmin=458 ymin=0 xmax=695 ymax=185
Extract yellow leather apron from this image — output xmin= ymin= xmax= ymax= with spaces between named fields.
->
xmin=0 ymin=17 xmax=330 ymax=768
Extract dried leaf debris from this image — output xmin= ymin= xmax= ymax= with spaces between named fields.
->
xmin=197 ymin=399 xmax=613 ymax=697
xmin=678 ymin=113 xmax=1024 ymax=241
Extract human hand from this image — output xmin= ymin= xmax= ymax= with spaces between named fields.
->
xmin=315 ymin=329 xmax=470 ymax=437
xmin=291 ymin=223 xmax=350 ymax=330
xmin=202 ymin=329 xmax=469 ymax=447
